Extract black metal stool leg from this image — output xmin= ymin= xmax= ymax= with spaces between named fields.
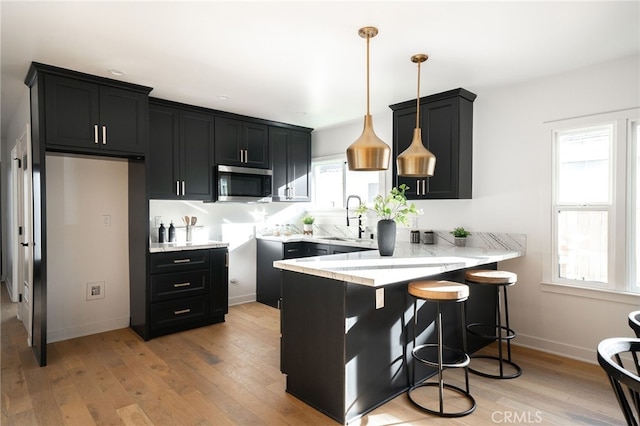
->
xmin=496 ymin=286 xmax=504 ymax=377
xmin=503 ymin=286 xmax=513 ymax=362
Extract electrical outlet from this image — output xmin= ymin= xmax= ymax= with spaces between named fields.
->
xmin=154 ymin=216 xmax=162 ymax=227
xmin=103 ymin=214 xmax=111 ymax=227
xmin=86 ymin=281 xmax=105 ymax=300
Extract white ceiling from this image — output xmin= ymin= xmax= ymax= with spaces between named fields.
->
xmin=1 ymin=1 xmax=639 ymax=139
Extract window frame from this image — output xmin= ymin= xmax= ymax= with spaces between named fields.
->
xmin=546 ymin=108 xmax=640 ymax=299
xmin=310 ymin=154 xmax=385 ymax=209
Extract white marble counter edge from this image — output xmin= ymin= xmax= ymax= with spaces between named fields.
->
xmin=273 ymin=248 xmax=523 ymax=287
xmin=149 ymin=241 xmax=229 ymax=253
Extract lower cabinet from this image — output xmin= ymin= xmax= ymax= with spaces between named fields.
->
xmin=256 ymin=239 xmax=371 ymax=309
xmin=134 ymin=247 xmax=228 ymax=340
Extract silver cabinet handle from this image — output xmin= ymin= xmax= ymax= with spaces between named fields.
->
xmin=173 ymin=282 xmax=191 ymax=288
xmin=416 ymin=179 xmax=420 ymax=195
xmin=182 ymin=181 xmax=185 ymax=196
xmin=244 ymin=149 xmax=248 ymax=163
xmin=102 ymin=126 xmax=107 ymax=145
xmin=94 ymin=125 xmax=99 ymax=144
xmin=240 ymin=149 xmax=244 ymax=163
xmin=422 ymin=179 xmax=426 ymax=195
xmin=176 ymin=181 xmax=180 ymax=196
xmin=173 ymin=259 xmax=191 ymax=264
xmin=174 ymin=308 xmax=191 ymax=315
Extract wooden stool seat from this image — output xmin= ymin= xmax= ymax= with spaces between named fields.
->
xmin=408 ymin=280 xmax=469 ymax=301
xmin=465 ymin=269 xmax=517 ymax=285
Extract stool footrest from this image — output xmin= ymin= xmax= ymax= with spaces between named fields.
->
xmin=467 ymin=323 xmax=516 ymax=341
xmin=469 ymin=354 xmax=522 ymax=379
xmin=412 ymin=343 xmax=470 ymax=369
xmin=408 ymin=383 xmax=476 ymax=418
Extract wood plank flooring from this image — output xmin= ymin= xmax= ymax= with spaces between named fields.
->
xmin=1 ymin=282 xmax=624 ymax=425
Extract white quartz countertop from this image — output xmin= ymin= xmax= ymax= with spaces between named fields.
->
xmin=257 ymin=234 xmax=377 ymax=249
xmin=149 ymin=240 xmax=229 ymax=253
xmin=273 ymin=242 xmax=524 ymax=287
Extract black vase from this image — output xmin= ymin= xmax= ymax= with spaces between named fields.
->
xmin=377 ymin=219 xmax=396 ymax=256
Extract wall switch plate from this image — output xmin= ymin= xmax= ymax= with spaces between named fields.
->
xmin=375 ymin=288 xmax=384 ymax=309
xmin=102 ymin=214 xmax=111 ymax=227
xmin=86 ymin=281 xmax=105 ymax=300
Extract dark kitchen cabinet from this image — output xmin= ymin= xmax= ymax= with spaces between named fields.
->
xmin=43 ymin=73 xmax=148 ymax=156
xmin=215 ymin=116 xmax=270 ymax=169
xmin=270 ymin=127 xmax=311 ymax=202
xmin=390 ymin=88 xmax=476 ymax=199
xmin=148 ymin=99 xmax=214 ymax=200
xmin=136 ymin=247 xmax=229 ymax=340
xmin=256 ymin=239 xmax=371 ymax=309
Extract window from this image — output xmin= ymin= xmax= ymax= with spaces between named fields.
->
xmin=311 ymin=155 xmax=382 ymax=208
xmin=551 ymin=109 xmax=640 ymax=295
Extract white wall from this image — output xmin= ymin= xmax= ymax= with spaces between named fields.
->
xmin=46 ymin=154 xmax=130 ymax=342
xmin=312 ymin=55 xmax=640 ymax=363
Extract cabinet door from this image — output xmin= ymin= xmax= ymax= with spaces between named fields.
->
xmin=181 ymin=110 xmax=214 ymax=200
xmin=269 ymin=127 xmax=290 ymax=200
xmin=270 ymin=127 xmax=311 ymax=202
xmin=214 ymin=116 xmax=243 ymax=165
xmin=305 ymin=243 xmax=330 ymax=257
xmin=44 ymin=74 xmax=100 ymax=150
xmin=210 ymin=248 xmax=229 ymax=317
xmin=99 ymin=86 xmax=147 ymax=155
xmin=257 ymin=239 xmax=283 ymax=308
xmin=422 ymin=97 xmax=459 ymax=199
xmin=244 ymin=122 xmax=270 ymax=168
xmin=288 ymin=130 xmax=311 ymax=201
xmin=148 ymin=104 xmax=180 ymax=199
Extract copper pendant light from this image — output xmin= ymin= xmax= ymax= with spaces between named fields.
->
xmin=397 ymin=54 xmax=436 ymax=177
xmin=346 ymin=26 xmax=391 ymax=171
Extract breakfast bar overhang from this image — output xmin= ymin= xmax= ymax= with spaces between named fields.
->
xmin=274 ymin=239 xmax=525 ymax=424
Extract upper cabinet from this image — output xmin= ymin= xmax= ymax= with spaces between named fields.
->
xmin=214 ymin=116 xmax=270 ymax=169
xmin=270 ymin=127 xmax=311 ymax=202
xmin=390 ymin=88 xmax=476 ymax=199
xmin=148 ymin=99 xmax=215 ymax=200
xmin=41 ymin=71 xmax=150 ymax=157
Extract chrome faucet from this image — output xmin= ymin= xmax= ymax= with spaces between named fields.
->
xmin=346 ymin=195 xmax=363 ymax=239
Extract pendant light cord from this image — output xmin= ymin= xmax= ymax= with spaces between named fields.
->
xmin=415 ymin=61 xmax=421 ymax=129
xmin=366 ymin=34 xmax=371 ymax=116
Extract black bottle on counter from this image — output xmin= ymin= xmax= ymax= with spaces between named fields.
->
xmin=158 ymin=222 xmax=166 ymax=243
xmin=168 ymin=221 xmax=176 ymax=242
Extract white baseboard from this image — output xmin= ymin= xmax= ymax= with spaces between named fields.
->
xmin=515 ymin=333 xmax=598 ymax=365
xmin=47 ymin=317 xmax=130 ymax=343
xmin=229 ymin=294 xmax=256 ymax=306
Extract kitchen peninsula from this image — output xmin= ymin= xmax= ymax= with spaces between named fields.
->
xmin=274 ymin=235 xmax=525 ymax=424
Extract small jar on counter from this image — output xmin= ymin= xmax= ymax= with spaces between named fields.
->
xmin=423 ymin=230 xmax=435 ymax=244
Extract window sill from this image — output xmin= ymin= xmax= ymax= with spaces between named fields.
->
xmin=541 ymin=281 xmax=640 ymax=305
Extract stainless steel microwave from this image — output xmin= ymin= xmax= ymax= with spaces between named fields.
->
xmin=216 ymin=165 xmax=272 ymax=202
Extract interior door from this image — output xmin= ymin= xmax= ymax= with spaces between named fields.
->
xmin=16 ymin=125 xmax=34 ymax=346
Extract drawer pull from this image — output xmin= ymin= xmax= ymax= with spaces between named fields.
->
xmin=173 ymin=259 xmax=191 ymax=264
xmin=174 ymin=308 xmax=191 ymax=315
xmin=173 ymin=282 xmax=191 ymax=288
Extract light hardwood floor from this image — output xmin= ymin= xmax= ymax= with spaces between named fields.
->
xmin=1 ymin=283 xmax=624 ymax=425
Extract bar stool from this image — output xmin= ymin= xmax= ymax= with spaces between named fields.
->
xmin=465 ymin=269 xmax=522 ymax=379
xmin=407 ymin=280 xmax=476 ymax=418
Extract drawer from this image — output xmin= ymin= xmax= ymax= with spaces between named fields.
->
xmin=150 ymin=296 xmax=209 ymax=331
xmin=151 ymin=270 xmax=209 ymax=302
xmin=150 ymin=249 xmax=210 ymax=273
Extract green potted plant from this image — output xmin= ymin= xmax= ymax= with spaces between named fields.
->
xmin=450 ymin=226 xmax=471 ymax=246
xmin=356 ymin=184 xmax=422 ymax=256
xmin=302 ymin=215 xmax=315 ymax=235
